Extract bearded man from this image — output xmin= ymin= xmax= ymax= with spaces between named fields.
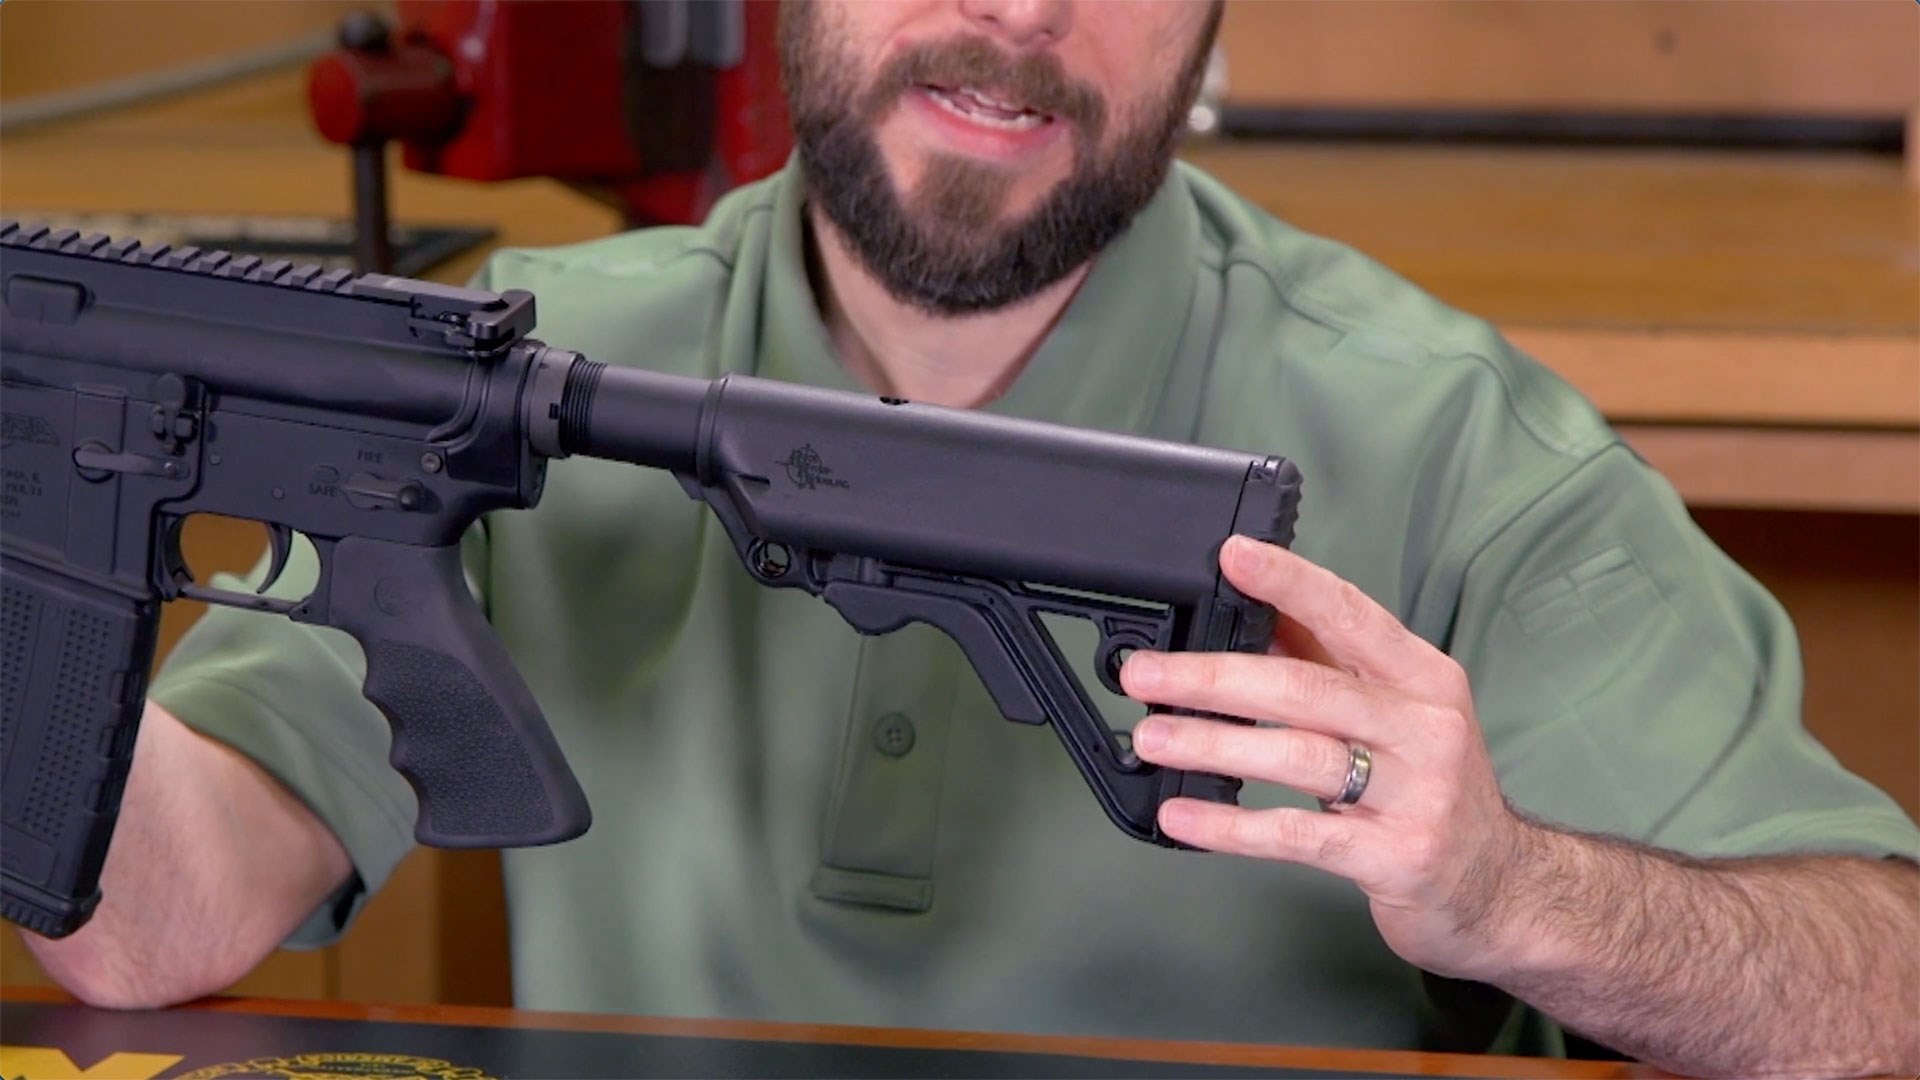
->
xmin=30 ymin=3 xmax=1918 ymax=1075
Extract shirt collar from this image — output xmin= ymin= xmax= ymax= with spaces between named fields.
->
xmin=754 ymin=159 xmax=1201 ymax=436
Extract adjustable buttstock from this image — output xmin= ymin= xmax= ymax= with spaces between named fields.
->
xmin=1157 ymin=594 xmax=1278 ymax=809
xmin=1154 ymin=457 xmax=1302 ymax=807
xmin=821 ymin=570 xmax=1199 ymax=846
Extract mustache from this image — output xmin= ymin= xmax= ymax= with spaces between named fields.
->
xmin=858 ymin=35 xmax=1107 ymax=137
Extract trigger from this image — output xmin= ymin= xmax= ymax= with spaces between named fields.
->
xmin=257 ymin=524 xmax=296 ymax=595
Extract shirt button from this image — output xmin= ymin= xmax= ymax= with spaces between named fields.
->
xmin=873 ymin=713 xmax=916 ymax=758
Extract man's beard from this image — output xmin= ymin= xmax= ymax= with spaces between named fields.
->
xmin=779 ymin=4 xmax=1215 ymax=316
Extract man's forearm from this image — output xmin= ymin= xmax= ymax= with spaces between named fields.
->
xmin=1491 ymin=825 xmax=1920 ymax=1077
xmin=25 ymin=704 xmax=353 ymax=1008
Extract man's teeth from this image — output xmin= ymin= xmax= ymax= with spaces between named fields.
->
xmin=962 ymin=87 xmax=1022 ymax=112
xmin=927 ymin=86 xmax=1045 ymax=131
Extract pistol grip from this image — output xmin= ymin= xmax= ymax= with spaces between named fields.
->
xmin=327 ymin=538 xmax=590 ymax=848
xmin=0 ymin=556 xmax=159 ymax=938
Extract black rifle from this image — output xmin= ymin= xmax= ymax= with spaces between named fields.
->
xmin=0 ymin=221 xmax=1302 ymax=939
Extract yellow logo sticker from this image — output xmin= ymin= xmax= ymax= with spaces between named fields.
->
xmin=0 ymin=1046 xmax=184 ymax=1080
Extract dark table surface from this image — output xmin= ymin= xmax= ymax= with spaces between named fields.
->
xmin=1 ymin=986 xmax=1659 ymax=1080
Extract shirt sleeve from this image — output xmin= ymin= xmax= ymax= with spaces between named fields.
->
xmin=1448 ymin=441 xmax=1919 ymax=862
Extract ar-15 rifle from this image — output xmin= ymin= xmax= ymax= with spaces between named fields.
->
xmin=0 ymin=221 xmax=1302 ymax=938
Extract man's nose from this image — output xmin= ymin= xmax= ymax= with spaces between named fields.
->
xmin=957 ymin=0 xmax=1072 ymax=49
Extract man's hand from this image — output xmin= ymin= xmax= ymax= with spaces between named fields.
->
xmin=1122 ymin=536 xmax=1920 ymax=1077
xmin=1120 ymin=534 xmax=1539 ymax=982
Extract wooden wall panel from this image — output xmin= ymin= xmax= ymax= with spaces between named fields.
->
xmin=335 ymin=851 xmax=442 ymax=1005
xmin=432 ymin=850 xmax=514 ymax=1006
xmin=0 ymin=0 xmax=376 ymax=101
xmin=1694 ymin=510 xmax=1920 ymax=821
xmin=1179 ymin=142 xmax=1920 ymax=338
xmin=1220 ymin=0 xmax=1919 ymax=117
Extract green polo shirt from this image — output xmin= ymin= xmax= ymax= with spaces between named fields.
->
xmin=150 ymin=160 xmax=1918 ymax=1052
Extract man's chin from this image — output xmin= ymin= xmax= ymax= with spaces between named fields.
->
xmin=905 ymin=192 xmax=1060 ymax=243
xmin=891 ymin=142 xmax=1072 ymax=211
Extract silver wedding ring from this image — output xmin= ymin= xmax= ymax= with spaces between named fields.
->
xmin=1319 ymin=741 xmax=1373 ymax=813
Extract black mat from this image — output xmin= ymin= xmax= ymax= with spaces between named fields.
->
xmin=0 ymin=1000 xmax=1429 ymax=1079
xmin=0 ymin=212 xmax=491 ymax=278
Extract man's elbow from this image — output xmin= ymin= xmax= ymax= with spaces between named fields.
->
xmin=21 ymin=923 xmax=255 ymax=1010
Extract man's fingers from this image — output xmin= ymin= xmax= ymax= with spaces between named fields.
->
xmin=1121 ymin=649 xmax=1406 ymax=745
xmin=1222 ymin=537 xmax=1441 ymax=688
xmin=1159 ymin=800 xmax=1367 ymax=874
xmin=1134 ymin=714 xmax=1369 ymax=804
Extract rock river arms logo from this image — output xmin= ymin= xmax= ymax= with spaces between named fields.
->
xmin=778 ymin=443 xmax=850 ymax=491
xmin=0 ymin=412 xmax=59 ymax=450
xmin=0 ymin=1047 xmax=496 ymax=1080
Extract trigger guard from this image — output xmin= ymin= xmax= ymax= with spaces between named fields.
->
xmin=256 ymin=524 xmax=296 ymax=595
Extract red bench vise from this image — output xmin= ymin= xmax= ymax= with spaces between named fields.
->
xmin=306 ymin=0 xmax=791 ymax=272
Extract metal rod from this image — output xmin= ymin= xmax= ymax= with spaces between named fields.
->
xmin=0 ymin=32 xmax=335 ymax=136
xmin=352 ymin=143 xmax=394 ymax=275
